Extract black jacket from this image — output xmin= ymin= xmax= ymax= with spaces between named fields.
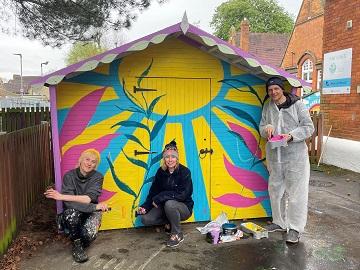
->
xmin=61 ymin=168 xmax=104 ymax=213
xmin=141 ymin=164 xmax=194 ymax=213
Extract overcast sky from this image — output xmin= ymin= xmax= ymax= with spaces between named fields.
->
xmin=0 ymin=0 xmax=302 ymax=82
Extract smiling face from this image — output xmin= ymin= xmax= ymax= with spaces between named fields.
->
xmin=164 ymin=154 xmax=178 ymax=170
xmin=267 ymin=84 xmax=285 ymax=104
xmin=78 ymin=152 xmax=98 ymax=176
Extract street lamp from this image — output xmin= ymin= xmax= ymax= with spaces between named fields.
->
xmin=13 ymin=53 xmax=23 ymax=95
xmin=41 ymin=61 xmax=49 ymax=76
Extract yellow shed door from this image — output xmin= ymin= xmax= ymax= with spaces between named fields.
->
xmin=123 ymin=76 xmax=212 ymax=222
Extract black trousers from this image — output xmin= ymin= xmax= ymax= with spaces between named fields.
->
xmin=141 ymin=200 xmax=191 ymax=234
xmin=62 ymin=208 xmax=102 ymax=244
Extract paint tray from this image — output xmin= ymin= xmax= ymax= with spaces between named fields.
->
xmin=268 ymin=135 xmax=287 ymax=149
xmin=240 ymin=222 xmax=268 ymax=239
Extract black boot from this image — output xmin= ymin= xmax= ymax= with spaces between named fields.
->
xmin=72 ymin=239 xmax=88 ymax=263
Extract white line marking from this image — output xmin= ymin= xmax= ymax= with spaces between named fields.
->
xmin=103 ymin=258 xmax=117 ymax=269
xmin=137 ymin=245 xmax=166 ymax=270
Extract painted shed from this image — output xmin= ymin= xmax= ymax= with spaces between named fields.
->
xmin=32 ymin=15 xmax=311 ymax=230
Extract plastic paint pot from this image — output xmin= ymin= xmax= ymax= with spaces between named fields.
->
xmin=222 ymin=223 xmax=237 ymax=235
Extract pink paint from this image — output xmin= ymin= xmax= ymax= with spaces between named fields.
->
xmin=213 ymin=193 xmax=268 ymax=208
xmin=223 ymin=156 xmax=268 ymax=191
xmin=228 ymin=121 xmax=262 ymax=159
xmin=98 ymin=189 xmax=117 ymax=202
xmin=61 ymin=134 xmax=119 ymax=178
xmin=59 ymin=87 xmax=107 ymax=148
xmin=268 ymin=135 xmax=286 ymax=142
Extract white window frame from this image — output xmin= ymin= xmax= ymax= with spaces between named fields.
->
xmin=301 ymin=59 xmax=313 ymax=83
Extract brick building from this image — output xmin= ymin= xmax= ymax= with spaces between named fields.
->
xmin=281 ymin=0 xmax=324 ymax=93
xmin=229 ymin=19 xmax=289 ymax=67
xmin=322 ymin=0 xmax=360 ymax=141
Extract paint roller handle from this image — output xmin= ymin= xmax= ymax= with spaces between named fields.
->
xmin=95 ymin=207 xmax=112 ymax=212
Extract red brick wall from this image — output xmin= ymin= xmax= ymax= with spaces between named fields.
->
xmin=281 ymin=0 xmax=324 ymax=90
xmin=322 ymin=0 xmax=360 ymax=141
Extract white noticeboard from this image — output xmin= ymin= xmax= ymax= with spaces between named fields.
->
xmin=322 ymin=48 xmax=352 ymax=94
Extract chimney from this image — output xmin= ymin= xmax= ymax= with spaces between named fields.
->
xmin=228 ymin=25 xmax=236 ymax=46
xmin=239 ymin=18 xmax=250 ymax=52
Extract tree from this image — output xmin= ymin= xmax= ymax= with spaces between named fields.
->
xmin=210 ymin=0 xmax=294 ymax=40
xmin=65 ymin=42 xmax=107 ymax=65
xmin=1 ymin=0 xmax=167 ymax=47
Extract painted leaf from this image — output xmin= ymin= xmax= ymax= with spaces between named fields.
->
xmin=60 ymin=87 xmax=106 ymax=148
xmin=122 ymin=78 xmax=144 ymax=110
xmin=61 ymin=133 xmax=119 ymax=178
xmin=98 ymin=188 xmax=117 ymax=202
xmin=124 ymin=134 xmax=149 ymax=151
xmin=223 ymin=155 xmax=268 ymax=191
xmin=222 ymin=105 xmax=259 ymax=131
xmin=111 ymin=120 xmax=150 ymax=134
xmin=150 ymin=152 xmax=163 ymax=167
xmin=123 ymin=151 xmax=148 ymax=170
xmin=147 ymin=94 xmax=165 ymax=118
xmin=106 ymin=156 xmax=137 ymax=198
xmin=228 ymin=121 xmax=262 ymax=159
xmin=144 ymin=176 xmax=155 ymax=185
xmin=137 ymin=58 xmax=154 ymax=87
xmin=141 ymin=92 xmax=149 ymax=111
xmin=150 ymin=111 xmax=168 ymax=141
xmin=219 ymin=79 xmax=263 ymax=106
xmin=115 ymin=105 xmax=145 ymax=115
xmin=213 ymin=193 xmax=268 ymax=208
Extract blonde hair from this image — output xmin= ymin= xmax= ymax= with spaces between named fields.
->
xmin=78 ymin=149 xmax=101 ymax=169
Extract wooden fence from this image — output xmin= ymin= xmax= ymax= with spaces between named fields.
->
xmin=307 ymin=112 xmax=324 ymax=163
xmin=0 ymin=123 xmax=53 ymax=255
xmin=0 ymin=107 xmax=50 ymax=133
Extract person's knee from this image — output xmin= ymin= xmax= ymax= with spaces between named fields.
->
xmin=164 ymin=200 xmax=178 ymax=211
xmin=63 ymin=209 xmax=82 ymax=227
xmin=141 ymin=214 xmax=157 ymax=226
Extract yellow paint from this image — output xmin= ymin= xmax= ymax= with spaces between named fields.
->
xmin=230 ymin=65 xmax=247 ymax=76
xmin=57 ymin=82 xmax=118 ymax=109
xmin=225 ymin=85 xmax=267 ymax=107
xmin=93 ymin=63 xmax=110 ymax=75
xmin=119 ymin=38 xmax=223 ymax=115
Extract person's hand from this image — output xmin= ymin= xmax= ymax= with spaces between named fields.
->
xmin=265 ymin=126 xmax=274 ymax=140
xmin=44 ymin=188 xmax=63 ymax=200
xmin=137 ymin=207 xmax=147 ymax=215
xmin=152 ymin=201 xmax=158 ymax=208
xmin=281 ymin=133 xmax=292 ymax=142
xmin=96 ymin=202 xmax=109 ymax=212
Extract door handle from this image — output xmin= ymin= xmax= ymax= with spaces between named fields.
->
xmin=134 ymin=150 xmax=157 ymax=156
xmin=199 ymin=148 xmax=213 ymax=159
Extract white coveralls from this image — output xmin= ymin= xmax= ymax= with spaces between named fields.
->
xmin=260 ymin=99 xmax=314 ymax=233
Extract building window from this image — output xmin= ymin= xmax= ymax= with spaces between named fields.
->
xmin=317 ymin=69 xmax=322 ymax=90
xmin=302 ymin=59 xmax=313 ymax=82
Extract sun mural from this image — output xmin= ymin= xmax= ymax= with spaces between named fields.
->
xmin=56 ymin=38 xmax=270 ymax=230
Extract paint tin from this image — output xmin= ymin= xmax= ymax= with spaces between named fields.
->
xmin=222 ymin=223 xmax=237 ymax=235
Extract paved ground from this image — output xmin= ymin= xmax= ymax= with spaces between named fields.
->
xmin=17 ymin=167 xmax=360 ymax=270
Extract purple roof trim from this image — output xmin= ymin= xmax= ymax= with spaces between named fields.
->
xmin=31 ymin=21 xmax=311 ymax=88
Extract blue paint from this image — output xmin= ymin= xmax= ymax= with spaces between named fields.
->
xmin=183 ymin=119 xmax=210 ymax=221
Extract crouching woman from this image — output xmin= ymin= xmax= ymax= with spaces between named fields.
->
xmin=137 ymin=140 xmax=194 ymax=248
xmin=45 ymin=149 xmax=109 ymax=263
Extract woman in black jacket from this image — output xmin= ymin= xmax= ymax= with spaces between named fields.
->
xmin=137 ymin=140 xmax=194 ymax=248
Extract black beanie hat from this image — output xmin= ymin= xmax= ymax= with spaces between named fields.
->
xmin=266 ymin=77 xmax=285 ymax=91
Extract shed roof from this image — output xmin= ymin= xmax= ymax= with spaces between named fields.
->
xmin=31 ymin=14 xmax=311 ymax=92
